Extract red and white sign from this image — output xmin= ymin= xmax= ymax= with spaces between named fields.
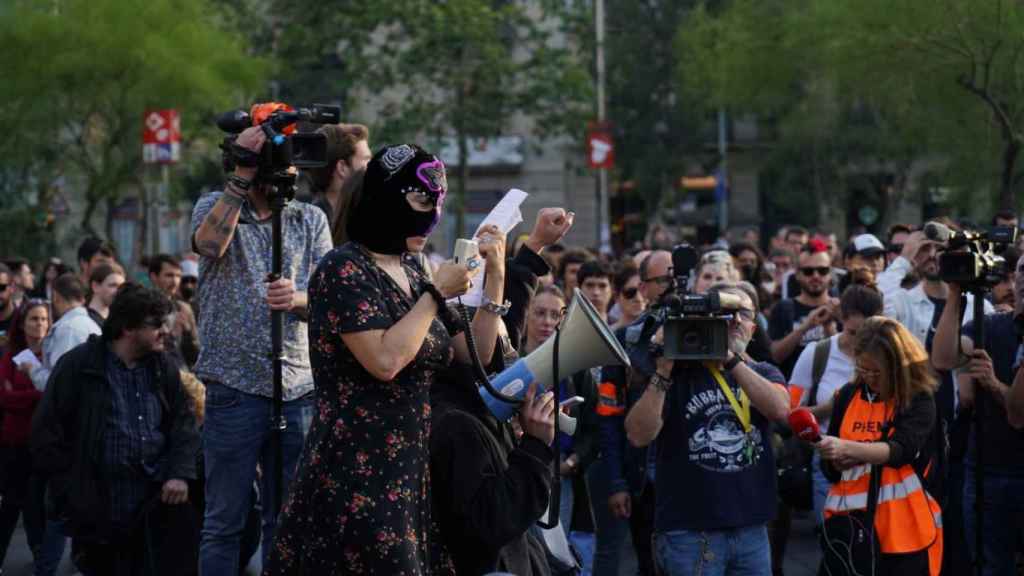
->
xmin=142 ymin=109 xmax=181 ymax=164
xmin=587 ymin=128 xmax=614 ymax=170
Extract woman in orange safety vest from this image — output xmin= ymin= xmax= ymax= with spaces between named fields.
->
xmin=814 ymin=316 xmax=943 ymax=576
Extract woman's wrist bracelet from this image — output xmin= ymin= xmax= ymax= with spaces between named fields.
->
xmin=650 ymin=372 xmax=673 ymax=392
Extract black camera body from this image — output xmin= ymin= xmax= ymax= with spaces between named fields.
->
xmin=656 ymin=244 xmax=734 ymax=361
xmin=217 ymin=103 xmax=342 ymax=199
xmin=929 ymin=222 xmax=1018 ymax=288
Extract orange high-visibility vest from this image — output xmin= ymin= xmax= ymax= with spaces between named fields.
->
xmin=823 ymin=391 xmax=943 ymax=575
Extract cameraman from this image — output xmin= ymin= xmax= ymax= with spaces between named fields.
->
xmin=624 ymin=282 xmax=790 ymax=576
xmin=190 ymin=124 xmax=332 ymax=575
xmin=933 ymin=254 xmax=1024 ymax=576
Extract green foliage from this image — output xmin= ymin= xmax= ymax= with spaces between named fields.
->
xmin=275 ymin=0 xmax=593 ymax=236
xmin=0 ymin=0 xmax=269 ymax=238
xmin=676 ymin=0 xmax=1024 ymax=223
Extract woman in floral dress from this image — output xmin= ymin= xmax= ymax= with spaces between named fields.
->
xmin=264 ymin=144 xmax=505 ymax=574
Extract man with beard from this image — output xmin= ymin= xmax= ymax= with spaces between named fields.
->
xmin=624 ymin=281 xmax=789 ymax=576
xmin=31 ymin=284 xmax=200 ymax=575
xmin=769 ymin=243 xmax=838 ymax=379
xmin=147 ymin=254 xmax=199 ymax=369
xmin=880 ymin=221 xmax=992 ymax=576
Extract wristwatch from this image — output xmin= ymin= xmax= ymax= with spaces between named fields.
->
xmin=480 ymin=296 xmax=511 ymax=317
xmin=723 ymin=354 xmax=744 ymax=372
xmin=650 ymin=372 xmax=673 ymax=392
xmin=226 ymin=174 xmax=253 ymax=192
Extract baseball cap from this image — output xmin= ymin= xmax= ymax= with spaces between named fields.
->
xmin=845 ymin=234 xmax=886 ymax=258
xmin=180 ymin=259 xmax=199 ymax=279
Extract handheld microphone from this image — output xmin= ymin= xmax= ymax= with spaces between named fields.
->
xmin=923 ymin=221 xmax=953 ymax=244
xmin=788 ymin=407 xmax=822 ymax=443
xmin=216 ymin=110 xmax=252 ymax=134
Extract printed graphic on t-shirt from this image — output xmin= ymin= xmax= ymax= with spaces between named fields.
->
xmin=685 ymin=388 xmax=765 ymax=472
xmin=798 ymin=323 xmax=827 ymax=347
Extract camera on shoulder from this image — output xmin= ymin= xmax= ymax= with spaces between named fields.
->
xmin=216 ymin=102 xmax=342 ymax=200
xmin=926 ymin=221 xmax=1018 ymax=288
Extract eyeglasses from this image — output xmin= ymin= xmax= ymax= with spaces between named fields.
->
xmin=530 ymin=308 xmax=566 ymax=322
xmin=799 ymin=266 xmax=831 ymax=277
xmin=730 ymin=309 xmax=757 ymax=323
xmin=142 ymin=316 xmax=173 ymax=331
xmin=622 ymin=287 xmax=641 ymax=300
xmin=855 ymin=365 xmax=881 ymax=379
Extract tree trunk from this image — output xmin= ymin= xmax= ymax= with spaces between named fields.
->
xmin=999 ymin=139 xmax=1020 ymax=211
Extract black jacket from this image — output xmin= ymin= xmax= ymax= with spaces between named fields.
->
xmin=430 ymin=378 xmax=554 ymax=576
xmin=30 ymin=335 xmax=200 ymax=542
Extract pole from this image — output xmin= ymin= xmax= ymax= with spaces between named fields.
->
xmin=595 ymin=0 xmax=610 ymax=254
xmin=717 ymin=108 xmax=728 ymax=236
xmin=972 ymin=288 xmax=986 ymax=576
xmin=269 ymin=191 xmax=288 ymax=522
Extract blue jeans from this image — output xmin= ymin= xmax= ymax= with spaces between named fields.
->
xmin=811 ymin=452 xmax=830 ymax=526
xmin=963 ymin=466 xmax=1024 ymax=576
xmin=655 ymin=525 xmax=771 ymax=576
xmin=560 ymin=476 xmax=575 ymax=539
xmin=586 ymin=459 xmax=629 ymax=576
xmin=33 ymin=518 xmax=66 ymax=576
xmin=199 ymin=382 xmax=313 ymax=575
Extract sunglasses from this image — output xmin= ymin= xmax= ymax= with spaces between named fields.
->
xmin=799 ymin=266 xmax=831 ymax=277
xmin=622 ymin=287 xmax=641 ymax=300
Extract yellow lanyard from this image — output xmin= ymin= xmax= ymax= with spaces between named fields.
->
xmin=706 ymin=362 xmax=751 ymax=433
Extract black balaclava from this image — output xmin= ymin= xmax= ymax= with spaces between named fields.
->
xmin=348 ymin=144 xmax=448 ymax=255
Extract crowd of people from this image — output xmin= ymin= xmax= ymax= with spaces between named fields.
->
xmin=0 ymin=116 xmax=1023 ymax=576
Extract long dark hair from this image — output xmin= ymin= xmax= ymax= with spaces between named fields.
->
xmin=8 ymin=299 xmax=50 ymax=356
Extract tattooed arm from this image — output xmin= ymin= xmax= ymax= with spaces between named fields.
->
xmin=193 ymin=127 xmax=264 ymax=259
xmin=193 ymin=190 xmax=247 ymax=258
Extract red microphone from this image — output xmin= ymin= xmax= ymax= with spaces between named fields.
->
xmin=788 ymin=407 xmax=822 ymax=443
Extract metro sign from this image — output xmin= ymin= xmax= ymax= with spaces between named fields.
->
xmin=142 ymin=110 xmax=181 ymax=164
xmin=587 ymin=125 xmax=614 ymax=170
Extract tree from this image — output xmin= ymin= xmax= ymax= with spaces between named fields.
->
xmin=274 ymin=0 xmax=593 ymax=237
xmin=676 ymin=0 xmax=1024 ymax=223
xmin=0 ymin=0 xmax=269 ymax=243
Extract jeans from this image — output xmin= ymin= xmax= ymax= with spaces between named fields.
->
xmin=560 ymin=477 xmax=575 ymax=539
xmin=586 ymin=460 xmax=630 ymax=576
xmin=199 ymin=382 xmax=313 ymax=576
xmin=963 ymin=465 xmax=1024 ymax=576
xmin=33 ymin=519 xmax=66 ymax=576
xmin=811 ymin=452 xmax=830 ymax=526
xmin=0 ymin=445 xmax=43 ymax=566
xmin=655 ymin=525 xmax=771 ymax=576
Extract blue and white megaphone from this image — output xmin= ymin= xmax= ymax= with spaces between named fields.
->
xmin=480 ymin=289 xmax=631 ymax=433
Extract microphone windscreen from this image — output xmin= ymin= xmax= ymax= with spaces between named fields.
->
xmin=216 ymin=110 xmax=252 ymax=134
xmin=923 ymin=221 xmax=952 ymax=243
xmin=788 ymin=407 xmax=821 ymax=443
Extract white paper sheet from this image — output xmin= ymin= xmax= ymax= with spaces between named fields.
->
xmin=12 ymin=348 xmax=41 ymax=369
xmin=449 ymin=188 xmax=528 ymax=306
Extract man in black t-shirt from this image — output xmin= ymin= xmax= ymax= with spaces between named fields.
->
xmin=625 ymin=283 xmax=790 ymax=576
xmin=934 ymin=270 xmax=1024 ymax=576
xmin=768 ymin=244 xmax=837 ymax=379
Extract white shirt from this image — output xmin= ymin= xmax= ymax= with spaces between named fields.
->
xmin=30 ymin=306 xmax=102 ymax=391
xmin=788 ymin=334 xmax=853 ymax=430
xmin=877 ymin=256 xmax=992 ymax=347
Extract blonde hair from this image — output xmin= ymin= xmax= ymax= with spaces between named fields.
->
xmin=853 ymin=316 xmax=937 ymax=411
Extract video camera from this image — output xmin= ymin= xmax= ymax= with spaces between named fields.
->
xmin=925 ymin=221 xmax=1018 ymax=288
xmin=651 ymin=244 xmax=744 ymax=361
xmin=216 ymin=102 xmax=342 ymax=198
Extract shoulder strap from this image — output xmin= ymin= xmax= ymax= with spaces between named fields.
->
xmin=808 ymin=338 xmax=831 ymax=407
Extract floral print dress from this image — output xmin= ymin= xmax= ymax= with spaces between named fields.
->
xmin=265 ymin=242 xmax=452 ymax=575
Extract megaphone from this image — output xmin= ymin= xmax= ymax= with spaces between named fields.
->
xmin=480 ymin=288 xmax=631 ymax=432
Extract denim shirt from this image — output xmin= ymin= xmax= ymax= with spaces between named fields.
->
xmin=190 ymin=192 xmax=332 ymax=399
